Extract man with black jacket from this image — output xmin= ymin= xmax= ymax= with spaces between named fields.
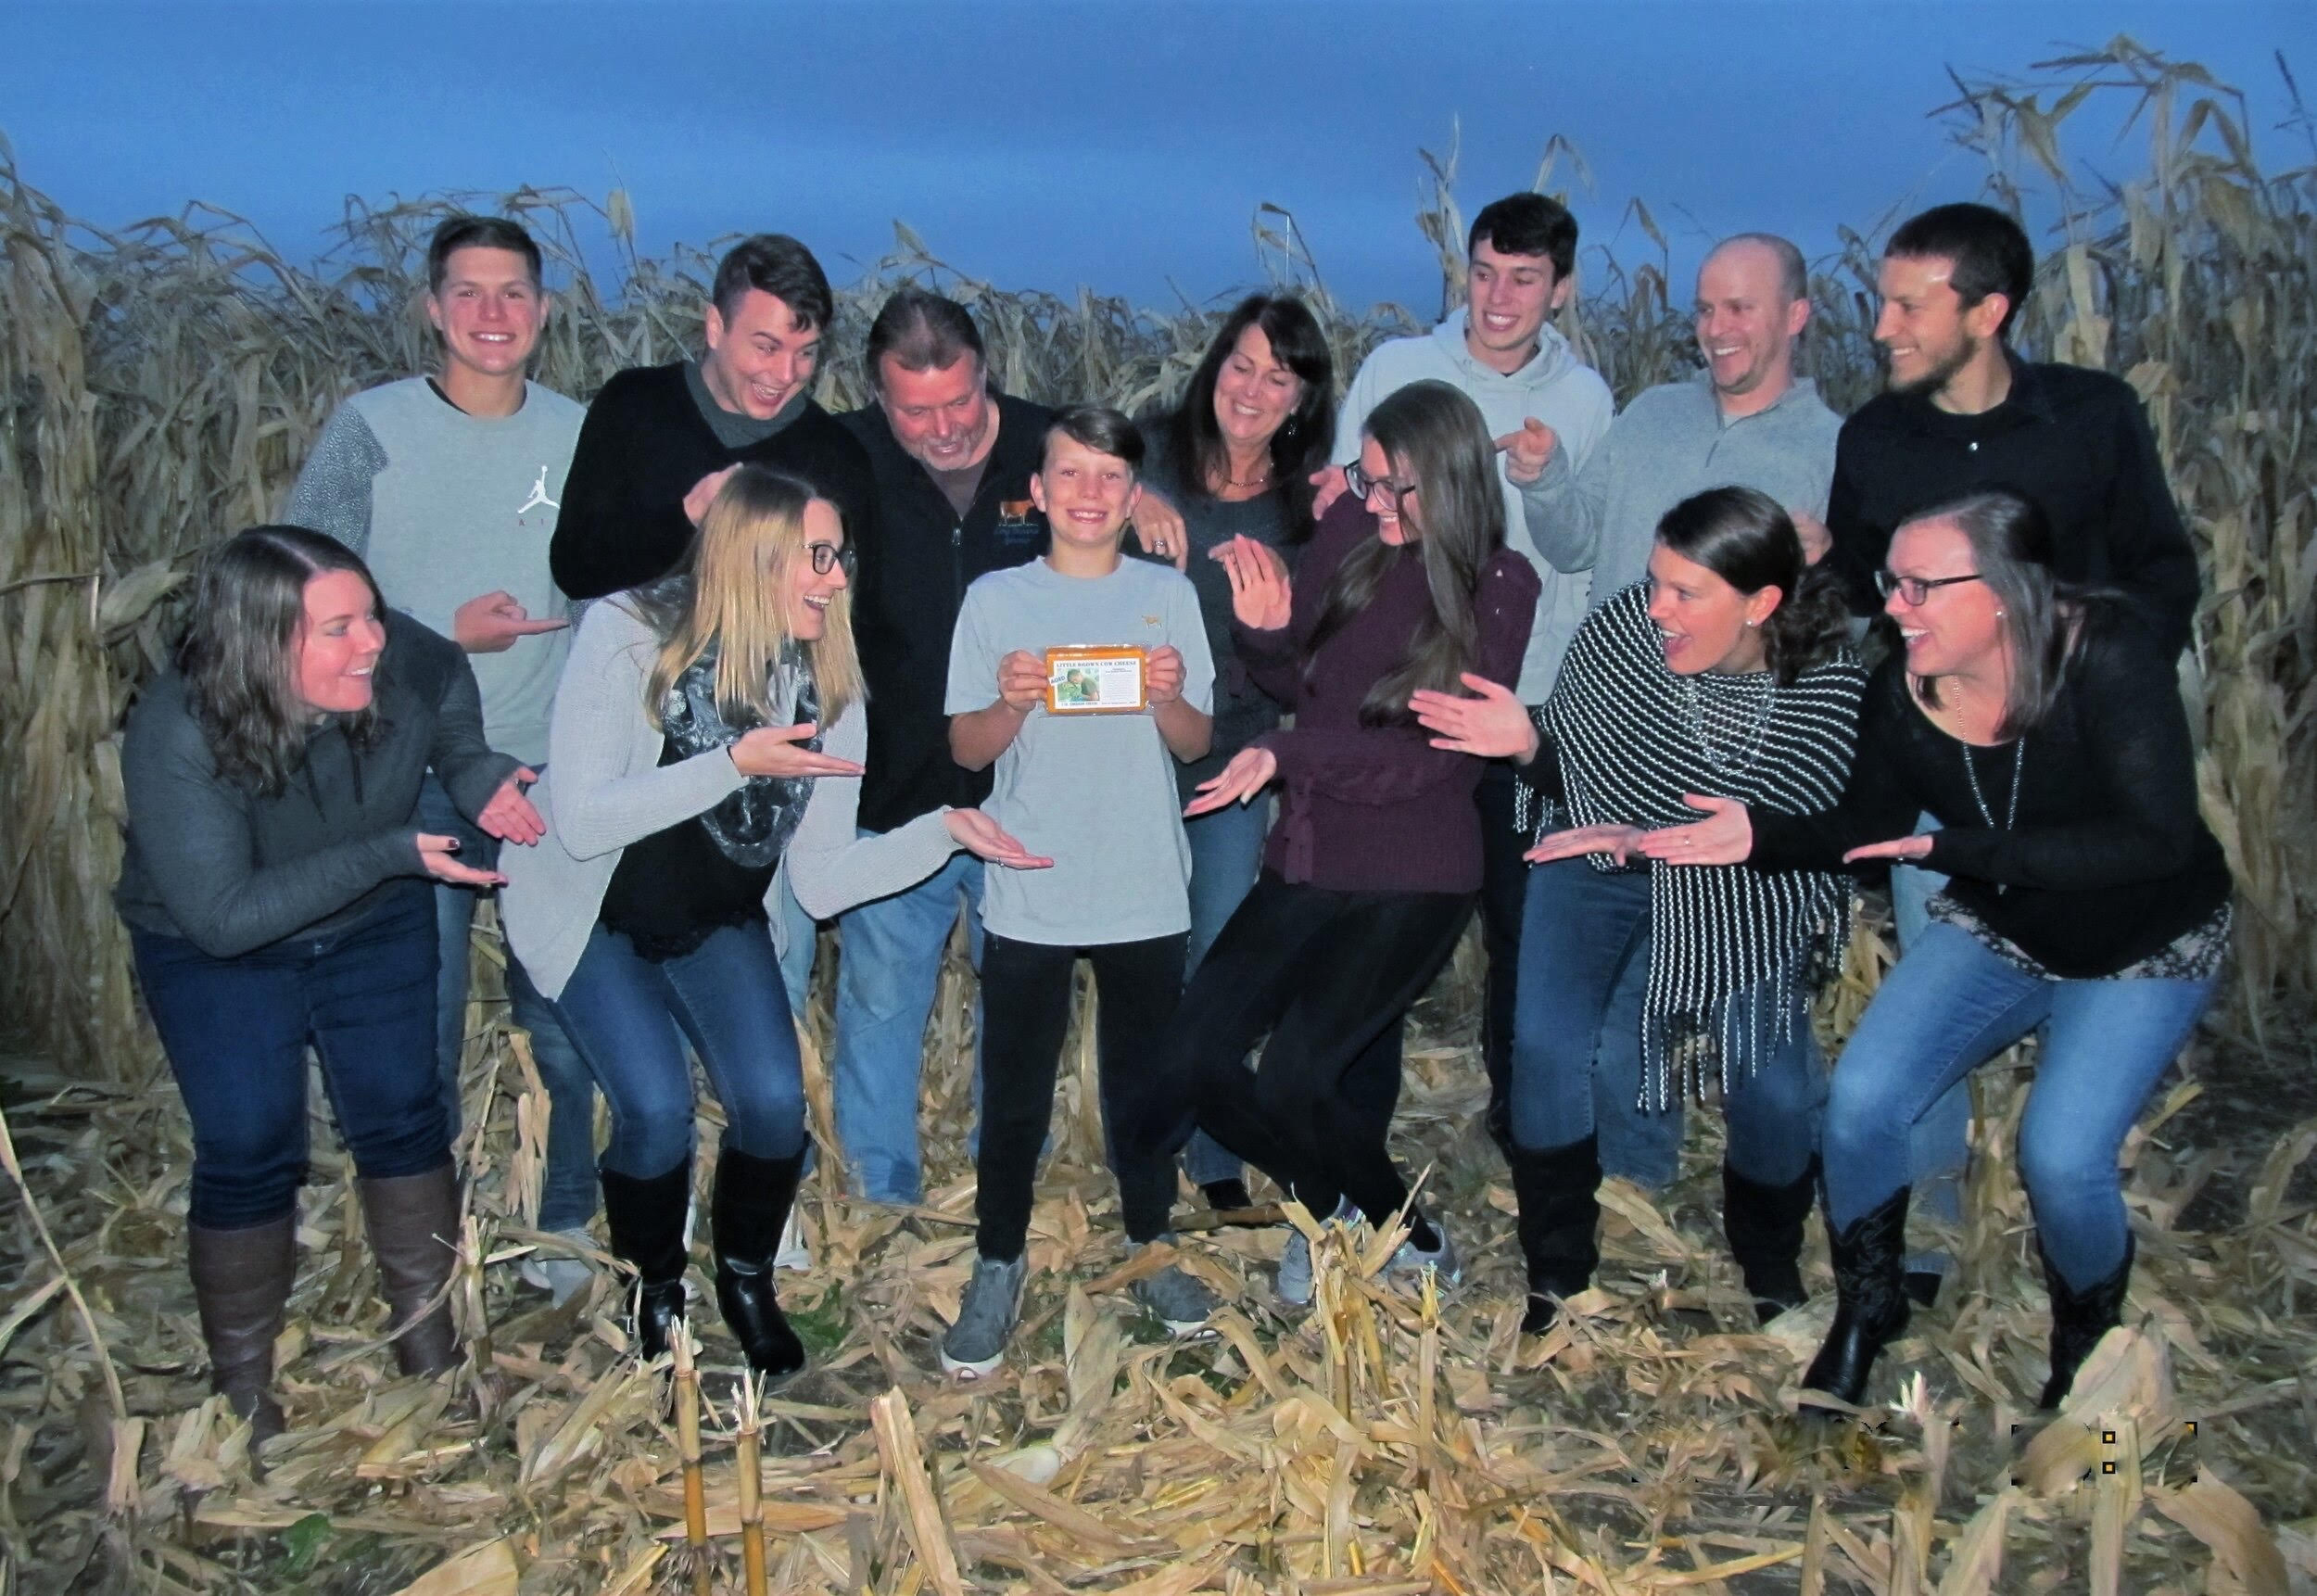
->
xmin=1827 ymin=202 xmax=2198 ymax=654
xmin=550 ymin=234 xmax=877 ymax=608
xmin=832 ymin=288 xmax=1053 ymax=1207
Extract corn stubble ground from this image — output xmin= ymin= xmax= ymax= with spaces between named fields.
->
xmin=2 ymin=38 xmax=2315 ymax=1596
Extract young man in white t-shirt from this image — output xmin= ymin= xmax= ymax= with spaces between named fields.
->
xmin=939 ymin=408 xmax=1216 ymax=1375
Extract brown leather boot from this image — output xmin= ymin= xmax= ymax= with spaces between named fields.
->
xmin=359 ymin=1162 xmax=462 ymax=1376
xmin=187 ymin=1217 xmax=296 ymax=1444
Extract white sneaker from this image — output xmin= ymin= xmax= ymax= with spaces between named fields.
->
xmin=775 ymin=1209 xmax=812 ymax=1273
xmin=517 ymin=1226 xmax=596 ymax=1307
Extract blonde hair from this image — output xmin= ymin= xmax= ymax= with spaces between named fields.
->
xmin=639 ymin=465 xmax=862 ymax=728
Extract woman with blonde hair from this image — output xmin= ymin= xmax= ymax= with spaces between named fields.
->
xmin=503 ymin=465 xmax=1046 ymax=1377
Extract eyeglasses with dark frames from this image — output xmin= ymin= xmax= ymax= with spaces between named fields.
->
xmin=806 ymin=542 xmax=856 ymax=578
xmin=1343 ymin=459 xmax=1419 ymax=511
xmin=1875 ymin=569 xmax=1985 ymax=606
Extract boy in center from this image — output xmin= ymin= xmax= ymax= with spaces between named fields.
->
xmin=941 ymin=407 xmax=1217 ymax=1375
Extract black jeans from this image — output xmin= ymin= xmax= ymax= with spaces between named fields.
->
xmin=1475 ymin=761 xmax=1528 ymax=1142
xmin=1127 ymin=872 xmax=1473 ymax=1233
xmin=975 ymin=931 xmax=1186 ymax=1261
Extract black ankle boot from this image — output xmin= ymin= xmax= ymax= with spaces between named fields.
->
xmin=1506 ymin=1137 xmax=1602 ymax=1335
xmin=600 ymin=1160 xmax=691 ymax=1361
xmin=711 ymin=1144 xmax=807 ymax=1379
xmin=1723 ymin=1157 xmax=1818 ymax=1324
xmin=1801 ymin=1186 xmax=1911 ymax=1410
xmin=2039 ymin=1234 xmax=2133 ymax=1410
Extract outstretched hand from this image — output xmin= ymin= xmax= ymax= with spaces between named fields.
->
xmin=416 ymin=832 xmax=504 ymax=888
xmin=1634 ymin=794 xmax=1754 ymax=867
xmin=1211 ymin=536 xmax=1292 ymax=631
xmin=476 ymin=768 xmax=546 ymax=845
xmin=1842 ymin=833 xmax=1936 ymax=865
xmin=1410 ymin=672 xmax=1538 ymax=760
xmin=1184 ymin=745 xmax=1279 ymax=817
xmin=728 ymin=723 xmax=867 ymax=780
xmin=1524 ymin=824 xmax=1646 ymax=866
xmin=943 ymin=808 xmax=1055 ymax=870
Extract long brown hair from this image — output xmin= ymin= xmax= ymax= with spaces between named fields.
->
xmin=629 ymin=465 xmax=863 ymax=726
xmin=178 ymin=526 xmax=386 ymax=795
xmin=1902 ymin=489 xmax=2088 ymax=738
xmin=1305 ymin=381 xmax=1504 ymax=724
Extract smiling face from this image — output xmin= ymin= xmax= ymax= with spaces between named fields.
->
xmin=1874 ymin=253 xmax=2005 ymax=398
xmin=1464 ymin=242 xmax=1570 ymax=374
xmin=1211 ymin=323 xmax=1304 ymax=456
xmin=292 ymin=568 xmax=386 ymax=715
xmin=1884 ymin=518 xmax=2005 ymax=678
xmin=782 ymin=498 xmax=849 ymax=642
xmin=1032 ymin=433 xmax=1140 ymax=552
xmin=425 ymin=246 xmax=546 ymax=382
xmin=1356 ymin=435 xmax=1421 ymax=546
xmin=702 ymin=287 xmax=822 ymax=420
xmin=1694 ymin=240 xmax=1807 ymax=410
xmin=1645 ymin=542 xmax=1778 ymax=676
xmin=878 ymin=351 xmax=997 ymax=474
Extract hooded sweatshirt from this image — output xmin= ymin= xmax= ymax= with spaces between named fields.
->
xmin=1333 ymin=315 xmax=1613 ymax=702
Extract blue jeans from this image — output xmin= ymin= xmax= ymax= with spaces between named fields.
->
xmin=552 ymin=921 xmax=807 ymax=1180
xmin=1823 ymin=921 xmax=2214 ymax=1288
xmin=830 ymin=848 xmax=984 ymax=1205
xmin=418 ymin=774 xmax=598 ymax=1233
xmin=775 ymin=873 xmax=817 ymax=1022
xmin=1177 ymin=797 xmax=1269 ymax=1189
xmin=1512 ymin=856 xmax=1820 ymax=1185
xmin=133 ymin=883 xmax=448 ymax=1229
xmin=1892 ymin=817 xmax=1973 ymax=1263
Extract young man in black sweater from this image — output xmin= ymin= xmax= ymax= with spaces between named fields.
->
xmin=550 ymin=234 xmax=878 ymax=607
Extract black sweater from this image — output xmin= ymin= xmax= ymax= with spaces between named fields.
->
xmin=1826 ymin=354 xmax=2200 ymax=655
xmin=551 ymin=362 xmax=879 ymax=602
xmin=838 ymin=392 xmax=1052 ymax=833
xmin=117 ymin=613 xmax=518 ymax=958
xmin=1748 ymin=610 xmax=2230 ymax=978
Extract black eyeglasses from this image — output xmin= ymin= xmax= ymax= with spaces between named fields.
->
xmin=1875 ymin=569 xmax=1984 ymax=605
xmin=806 ymin=543 xmax=856 ymax=577
xmin=1344 ymin=459 xmax=1418 ymax=511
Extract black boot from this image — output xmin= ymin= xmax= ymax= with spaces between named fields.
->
xmin=711 ymin=1144 xmax=807 ymax=1379
xmin=1506 ymin=1137 xmax=1602 ymax=1335
xmin=1801 ymin=1186 xmax=1911 ymax=1410
xmin=187 ymin=1217 xmax=297 ymax=1444
xmin=2039 ymin=1233 xmax=2133 ymax=1411
xmin=1723 ymin=1157 xmax=1818 ymax=1324
xmin=600 ymin=1159 xmax=691 ymax=1361
xmin=359 ymin=1163 xmax=463 ymax=1377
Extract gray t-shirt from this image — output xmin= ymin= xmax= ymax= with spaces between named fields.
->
xmin=945 ymin=556 xmax=1215 ymax=946
xmin=285 ymin=376 xmax=582 ymax=766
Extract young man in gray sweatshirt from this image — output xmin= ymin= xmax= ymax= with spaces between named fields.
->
xmin=1321 ymin=192 xmax=1614 ymax=1156
xmin=286 ymin=215 xmax=599 ymax=1301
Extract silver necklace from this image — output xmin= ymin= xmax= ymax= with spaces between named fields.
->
xmin=1682 ymin=673 xmax=1774 ymax=775
xmin=1959 ymin=738 xmax=2026 ymax=892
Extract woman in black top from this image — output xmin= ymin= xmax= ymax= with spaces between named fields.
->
xmin=119 ymin=526 xmax=541 ymax=1441
xmin=1650 ymin=490 xmax=2229 ymax=1412
xmin=1139 ymin=293 xmax=1336 ymax=1211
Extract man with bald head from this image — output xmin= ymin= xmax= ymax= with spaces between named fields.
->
xmin=1514 ymin=232 xmax=1841 ymax=606
xmin=1502 ymin=234 xmax=1840 ymax=1246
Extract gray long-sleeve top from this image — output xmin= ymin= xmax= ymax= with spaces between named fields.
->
xmin=1519 ymin=374 xmax=1841 ymax=603
xmin=116 ymin=612 xmax=519 ymax=958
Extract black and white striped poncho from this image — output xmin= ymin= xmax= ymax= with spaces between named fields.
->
xmin=1529 ymin=582 xmax=1867 ymax=1109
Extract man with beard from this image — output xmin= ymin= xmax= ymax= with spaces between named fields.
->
xmin=1508 ymin=231 xmax=1840 ymax=1197
xmin=1826 ymin=202 xmax=2197 ymax=652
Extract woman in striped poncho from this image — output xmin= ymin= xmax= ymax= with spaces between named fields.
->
xmin=1415 ymin=487 xmax=1863 ymax=1334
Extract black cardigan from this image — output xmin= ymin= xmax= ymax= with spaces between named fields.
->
xmin=551 ymin=362 xmax=879 ymax=602
xmin=1748 ymin=610 xmax=2230 ymax=978
xmin=116 ymin=613 xmax=517 ymax=958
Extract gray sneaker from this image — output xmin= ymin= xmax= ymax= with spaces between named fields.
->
xmin=1131 ymin=1239 xmax=1217 ymax=1336
xmin=1275 ymin=1197 xmax=1357 ymax=1308
xmin=1385 ymin=1217 xmax=1461 ymax=1288
xmin=941 ymin=1252 xmax=1027 ymax=1378
xmin=517 ymin=1226 xmax=596 ymax=1307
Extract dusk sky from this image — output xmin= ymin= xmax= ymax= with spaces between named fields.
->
xmin=3 ymin=2 xmax=2306 ymax=316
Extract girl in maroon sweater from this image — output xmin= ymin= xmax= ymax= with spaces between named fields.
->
xmin=1120 ymin=380 xmax=1539 ymax=1303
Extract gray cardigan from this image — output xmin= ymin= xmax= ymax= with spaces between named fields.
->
xmin=502 ymin=596 xmax=961 ymax=999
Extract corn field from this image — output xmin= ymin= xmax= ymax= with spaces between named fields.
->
xmin=0 ymin=38 xmax=2313 ymax=1596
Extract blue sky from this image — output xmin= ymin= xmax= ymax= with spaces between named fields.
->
xmin=2 ymin=2 xmax=2306 ymax=315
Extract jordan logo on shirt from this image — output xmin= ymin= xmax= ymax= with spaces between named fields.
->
xmin=518 ymin=465 xmax=559 ymax=514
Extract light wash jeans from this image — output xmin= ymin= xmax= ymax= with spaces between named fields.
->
xmin=829 ymin=848 xmax=985 ymax=1205
xmin=1823 ymin=921 xmax=2214 ymax=1287
xmin=419 ymin=775 xmax=598 ymax=1234
xmin=1892 ymin=819 xmax=1973 ymax=1274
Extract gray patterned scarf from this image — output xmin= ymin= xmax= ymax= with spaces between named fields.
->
xmin=658 ymin=638 xmax=822 ymax=869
